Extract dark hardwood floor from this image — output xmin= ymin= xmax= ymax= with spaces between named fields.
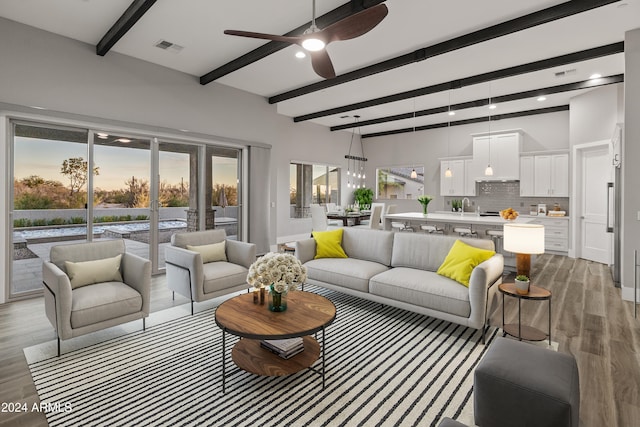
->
xmin=1 ymin=255 xmax=639 ymax=426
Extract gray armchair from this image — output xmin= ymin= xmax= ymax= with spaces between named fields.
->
xmin=42 ymin=239 xmax=151 ymax=356
xmin=165 ymin=229 xmax=256 ymax=314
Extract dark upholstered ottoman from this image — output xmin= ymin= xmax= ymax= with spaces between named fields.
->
xmin=474 ymin=337 xmax=580 ymax=427
xmin=437 ymin=417 xmax=469 ymax=427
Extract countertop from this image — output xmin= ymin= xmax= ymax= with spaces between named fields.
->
xmin=384 ymin=212 xmax=534 ymax=225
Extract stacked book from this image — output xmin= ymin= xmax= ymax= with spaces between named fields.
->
xmin=260 ymin=337 xmax=304 ymax=359
xmin=547 ymin=210 xmax=566 ymax=217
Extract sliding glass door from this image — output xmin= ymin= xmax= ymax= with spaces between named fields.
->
xmin=11 ymin=122 xmax=89 ymax=297
xmin=9 ymin=120 xmax=245 ymax=298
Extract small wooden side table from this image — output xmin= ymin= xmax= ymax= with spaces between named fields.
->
xmin=499 ymin=283 xmax=551 ymax=345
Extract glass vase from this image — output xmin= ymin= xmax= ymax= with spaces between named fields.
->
xmin=268 ymin=285 xmax=288 ymax=312
xmin=422 ymin=204 xmax=429 ymax=215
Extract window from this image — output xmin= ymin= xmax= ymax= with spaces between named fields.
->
xmin=290 ymin=162 xmax=340 ymax=218
xmin=377 ymin=166 xmax=424 ymax=200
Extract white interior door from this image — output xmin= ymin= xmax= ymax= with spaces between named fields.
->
xmin=579 ymin=145 xmax=612 ymax=264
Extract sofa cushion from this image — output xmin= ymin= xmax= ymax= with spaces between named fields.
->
xmin=65 ymin=254 xmax=123 ymax=289
xmin=342 ymin=228 xmax=394 ymax=266
xmin=172 ymin=229 xmax=227 ymax=249
xmin=305 ymin=258 xmax=390 ymax=293
xmin=187 ymin=241 xmax=227 ymax=263
xmin=312 ymin=229 xmax=347 ymax=259
xmin=370 ymin=267 xmax=471 ymax=317
xmin=71 ymin=281 xmax=142 ymax=328
xmin=437 ymin=240 xmax=495 ymax=287
xmin=202 ymin=262 xmax=248 ymax=294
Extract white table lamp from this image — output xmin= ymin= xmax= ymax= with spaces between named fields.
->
xmin=503 ymin=223 xmax=545 ymax=278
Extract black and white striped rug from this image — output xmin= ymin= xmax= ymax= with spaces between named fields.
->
xmin=27 ymin=287 xmax=497 ymax=427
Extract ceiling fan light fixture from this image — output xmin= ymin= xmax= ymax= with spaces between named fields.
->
xmin=302 ymin=37 xmax=325 ymax=51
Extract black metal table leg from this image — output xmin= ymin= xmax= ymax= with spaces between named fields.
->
xmin=222 ymin=328 xmax=226 ymax=394
xmin=518 ymin=297 xmax=522 ymax=340
xmin=549 ymin=298 xmax=552 ymax=346
xmin=322 ymin=326 xmax=326 ymax=389
xmin=502 ymin=292 xmax=506 ymax=336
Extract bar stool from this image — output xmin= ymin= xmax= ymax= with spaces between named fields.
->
xmin=391 ymin=221 xmax=414 ymax=232
xmin=486 ymin=229 xmax=504 ymax=252
xmin=420 ymin=224 xmax=444 ymax=234
xmin=453 ymin=226 xmax=477 ymax=238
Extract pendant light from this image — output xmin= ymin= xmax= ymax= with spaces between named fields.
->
xmin=485 ymin=82 xmax=494 ymax=176
xmin=410 ymin=169 xmax=418 ymax=179
xmin=445 ymin=89 xmax=453 ymax=178
xmin=345 ymin=115 xmax=367 ymax=189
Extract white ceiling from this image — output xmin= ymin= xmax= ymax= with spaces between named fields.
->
xmin=1 ymin=0 xmax=638 ymax=137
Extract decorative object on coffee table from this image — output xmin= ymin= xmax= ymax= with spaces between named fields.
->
xmin=246 ymin=252 xmax=307 ymax=312
xmin=514 ymin=274 xmax=530 ymax=295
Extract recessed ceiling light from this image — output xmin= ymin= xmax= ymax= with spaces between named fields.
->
xmin=117 ymin=138 xmax=131 ymax=143
xmin=448 ymin=111 xmax=455 ymax=116
xmin=589 ymin=73 xmax=602 ymax=80
xmin=295 ymin=51 xmax=306 ymax=59
xmin=488 ymin=104 xmax=497 ymax=110
xmin=97 ymin=132 xmax=109 ymax=139
xmin=29 ymin=106 xmax=46 ymax=110
xmin=537 ymin=96 xmax=547 ymax=102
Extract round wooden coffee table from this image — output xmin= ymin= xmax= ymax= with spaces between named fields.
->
xmin=215 ymin=290 xmax=336 ymax=393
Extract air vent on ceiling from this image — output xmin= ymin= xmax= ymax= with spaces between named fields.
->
xmin=554 ymin=68 xmax=577 ymax=78
xmin=154 ymin=40 xmax=184 ymax=53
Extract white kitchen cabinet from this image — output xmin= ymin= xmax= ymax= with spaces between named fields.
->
xmin=533 ymin=153 xmax=569 ymax=197
xmin=464 ymin=158 xmax=476 ymax=196
xmin=472 ymin=131 xmax=521 ymax=180
xmin=440 ymin=159 xmax=465 ymax=196
xmin=520 ymin=153 xmax=569 ymax=197
xmin=519 ymin=156 xmax=535 ymax=196
xmin=529 ymin=216 xmax=569 ymax=252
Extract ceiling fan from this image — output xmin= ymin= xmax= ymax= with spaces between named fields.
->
xmin=224 ymin=1 xmax=388 ymax=79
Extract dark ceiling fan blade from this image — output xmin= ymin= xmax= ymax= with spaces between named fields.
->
xmin=310 ymin=49 xmax=336 ymax=79
xmin=321 ymin=4 xmax=388 ymax=44
xmin=224 ymin=30 xmax=302 ymax=45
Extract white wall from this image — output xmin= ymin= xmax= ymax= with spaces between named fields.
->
xmin=362 ymin=111 xmax=570 ymax=212
xmin=623 ymin=28 xmax=640 ymax=300
xmin=0 ymin=17 xmax=347 ymax=300
xmin=570 ymin=84 xmax=623 ymax=145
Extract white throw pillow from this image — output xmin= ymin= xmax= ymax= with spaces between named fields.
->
xmin=186 ymin=241 xmax=227 ymax=263
xmin=65 ymin=254 xmax=123 ymax=289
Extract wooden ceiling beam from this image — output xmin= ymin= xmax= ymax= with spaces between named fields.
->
xmin=293 ymin=42 xmax=624 ymax=122
xmin=96 ymin=0 xmax=158 ymax=56
xmin=362 ymin=105 xmax=570 ymax=139
xmin=330 ymin=74 xmax=624 ymax=131
xmin=199 ymin=0 xmax=386 ymax=85
xmin=269 ymin=0 xmax=620 ymax=104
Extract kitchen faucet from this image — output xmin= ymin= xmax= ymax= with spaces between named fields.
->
xmin=461 ymin=198 xmax=470 ymax=216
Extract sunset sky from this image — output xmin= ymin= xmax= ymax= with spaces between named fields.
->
xmin=14 ymin=137 xmax=238 ymax=191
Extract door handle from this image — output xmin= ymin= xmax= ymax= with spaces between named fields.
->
xmin=606 ymin=182 xmax=613 ymax=233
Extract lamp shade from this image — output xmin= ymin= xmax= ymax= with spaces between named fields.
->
xmin=503 ymin=223 xmax=545 ymax=254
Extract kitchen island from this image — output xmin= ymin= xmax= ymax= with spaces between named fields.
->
xmin=383 ymin=212 xmax=533 ymax=231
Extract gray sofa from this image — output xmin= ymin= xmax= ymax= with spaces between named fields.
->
xmin=42 ymin=239 xmax=151 ymax=356
xmin=296 ymin=228 xmax=503 ymax=342
xmin=165 ymin=229 xmax=256 ymax=314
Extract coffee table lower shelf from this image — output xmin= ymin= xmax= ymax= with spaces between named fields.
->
xmin=232 ymin=335 xmax=320 ymax=376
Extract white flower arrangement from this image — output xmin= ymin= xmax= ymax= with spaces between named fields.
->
xmin=246 ymin=252 xmax=307 ymax=293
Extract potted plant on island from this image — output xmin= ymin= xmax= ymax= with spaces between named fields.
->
xmin=515 ymin=274 xmax=530 ymax=295
xmin=417 ymin=195 xmax=433 ymax=215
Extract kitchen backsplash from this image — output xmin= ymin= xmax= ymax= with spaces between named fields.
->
xmin=444 ymin=182 xmax=570 ymax=215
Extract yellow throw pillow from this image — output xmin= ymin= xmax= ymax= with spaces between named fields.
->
xmin=186 ymin=241 xmax=227 ymax=263
xmin=312 ymin=229 xmax=348 ymax=259
xmin=65 ymin=254 xmax=123 ymax=289
xmin=437 ymin=240 xmax=495 ymax=287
